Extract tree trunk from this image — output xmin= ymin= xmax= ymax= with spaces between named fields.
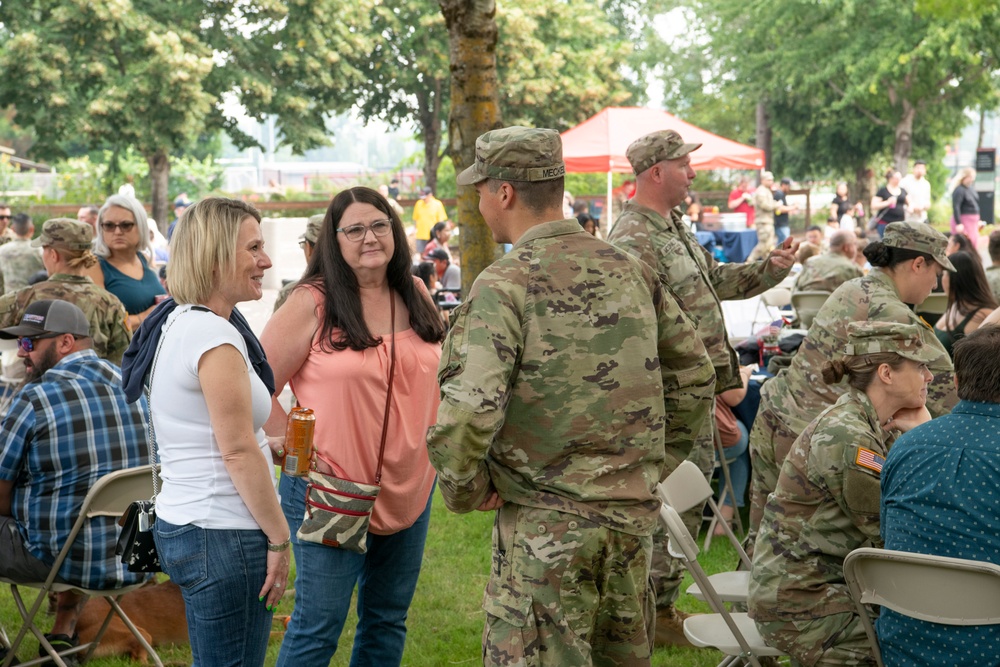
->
xmin=892 ymin=102 xmax=916 ymax=173
xmin=146 ymin=148 xmax=170 ymax=235
xmin=417 ymin=81 xmax=445 ymax=192
xmin=854 ymin=165 xmax=876 ymax=218
xmin=756 ymin=101 xmax=772 ymax=171
xmin=978 ymin=106 xmax=987 ymax=149
xmin=439 ymin=0 xmax=501 ymax=292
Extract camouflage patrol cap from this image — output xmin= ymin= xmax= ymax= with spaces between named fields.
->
xmin=455 ymin=126 xmax=565 ymax=186
xmin=31 ymin=218 xmax=93 ymax=250
xmin=626 ymin=130 xmax=702 ymax=175
xmin=301 ymin=214 xmax=323 ymax=245
xmin=882 ymin=221 xmax=955 ymax=271
xmin=844 ymin=321 xmax=943 ymax=365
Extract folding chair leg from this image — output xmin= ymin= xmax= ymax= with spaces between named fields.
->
xmin=107 ymin=598 xmax=164 ymax=667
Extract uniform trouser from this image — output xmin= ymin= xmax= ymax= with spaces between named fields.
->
xmin=650 ymin=423 xmax=716 ymax=609
xmin=745 ymin=403 xmax=799 ymax=558
xmin=747 ymin=222 xmax=776 ymax=262
xmin=755 ymin=611 xmax=876 ymax=667
xmin=483 ymin=504 xmax=654 ymax=667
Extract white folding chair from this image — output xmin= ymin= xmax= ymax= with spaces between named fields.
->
xmin=843 ymin=547 xmax=1000 ymax=667
xmin=789 ymin=290 xmax=831 ymax=330
xmin=750 ymin=288 xmax=791 ymax=332
xmin=0 ymin=466 xmax=164 ymax=667
xmin=657 ymin=501 xmax=785 ymax=667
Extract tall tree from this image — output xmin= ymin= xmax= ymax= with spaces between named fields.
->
xmin=357 ymin=0 xmax=636 ymax=192
xmin=0 ymin=1 xmax=373 ymax=229
xmin=439 ymin=0 xmax=501 ymax=290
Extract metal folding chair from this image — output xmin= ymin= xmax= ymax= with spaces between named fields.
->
xmin=844 ymin=547 xmax=1000 ymax=667
xmin=0 ymin=466 xmax=164 ymax=667
xmin=788 ymin=290 xmax=831 ymax=330
xmin=657 ymin=500 xmax=785 ymax=666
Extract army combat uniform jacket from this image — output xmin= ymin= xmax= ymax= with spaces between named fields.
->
xmin=0 ymin=274 xmax=131 ymax=365
xmin=793 ymin=253 xmax=864 ymax=294
xmin=749 ymin=388 xmax=893 ymax=622
xmin=609 ymin=202 xmax=787 ymax=393
xmin=427 ymin=219 xmax=716 ymax=536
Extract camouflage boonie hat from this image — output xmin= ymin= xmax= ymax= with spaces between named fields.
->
xmin=301 ymin=214 xmax=323 ymax=244
xmin=455 ymin=126 xmax=565 ymax=186
xmin=31 ymin=218 xmax=93 ymax=250
xmin=844 ymin=321 xmax=943 ymax=365
xmin=882 ymin=222 xmax=955 ymax=271
xmin=626 ymin=130 xmax=702 ymax=175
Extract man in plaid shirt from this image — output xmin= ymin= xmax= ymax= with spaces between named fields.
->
xmin=0 ymin=299 xmax=148 ymax=659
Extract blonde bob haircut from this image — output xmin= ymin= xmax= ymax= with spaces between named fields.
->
xmin=168 ymin=197 xmax=261 ymax=305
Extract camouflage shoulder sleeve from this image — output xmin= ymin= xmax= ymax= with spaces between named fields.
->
xmin=0 ymin=291 xmax=18 ymax=328
xmin=427 ymin=265 xmax=525 ymax=513
xmin=104 ymin=296 xmax=132 ymax=366
xmin=811 ymin=415 xmax=883 ymax=541
xmin=649 ymin=265 xmax=716 ymax=463
xmin=607 ymin=213 xmax=660 ymax=270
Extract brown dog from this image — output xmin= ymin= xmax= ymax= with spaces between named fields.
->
xmin=75 ymin=580 xmax=188 ymax=663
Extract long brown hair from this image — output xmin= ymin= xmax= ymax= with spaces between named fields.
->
xmin=944 ymin=251 xmax=998 ymax=326
xmin=304 ymin=187 xmax=445 ymax=351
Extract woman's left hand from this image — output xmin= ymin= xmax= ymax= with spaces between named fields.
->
xmin=266 ymin=435 xmax=286 ymax=465
xmin=260 ymin=548 xmax=291 ymax=611
xmin=885 ymin=406 xmax=932 ymax=433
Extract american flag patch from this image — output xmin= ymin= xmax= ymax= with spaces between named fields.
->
xmin=855 ymin=447 xmax=885 ymax=473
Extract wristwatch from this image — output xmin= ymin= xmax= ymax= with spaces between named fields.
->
xmin=267 ymin=539 xmax=291 ymax=552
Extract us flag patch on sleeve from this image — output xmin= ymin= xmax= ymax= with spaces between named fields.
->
xmin=855 ymin=447 xmax=885 ymax=473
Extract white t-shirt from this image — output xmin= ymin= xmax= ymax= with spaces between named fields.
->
xmin=151 ymin=307 xmax=275 ymax=529
xmin=900 ymin=174 xmax=931 ymax=222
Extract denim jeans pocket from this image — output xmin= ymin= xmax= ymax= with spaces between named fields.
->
xmin=154 ymin=519 xmax=208 ymax=589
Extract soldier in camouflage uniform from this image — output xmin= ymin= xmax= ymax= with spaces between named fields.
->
xmin=0 ymin=219 xmax=130 ymax=365
xmin=747 ymin=171 xmax=780 ymax=262
xmin=748 ymin=222 xmax=958 ymax=553
xmin=792 ymin=230 xmax=863 ymax=294
xmin=427 ymin=126 xmax=716 ymax=667
xmin=0 ymin=203 xmax=17 ymax=294
xmin=273 ymin=214 xmax=322 ymax=312
xmin=607 ymin=129 xmax=797 ymax=644
xmin=0 ymin=213 xmax=45 ymax=294
xmin=749 ymin=321 xmax=941 ymax=667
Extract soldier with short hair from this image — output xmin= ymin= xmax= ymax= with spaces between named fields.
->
xmin=428 ymin=126 xmax=716 ymax=666
xmin=793 ymin=230 xmax=864 ymax=295
xmin=749 ymin=321 xmax=941 ymax=667
xmin=607 ymin=129 xmax=796 ymax=645
xmin=0 ymin=219 xmax=130 ymax=365
xmin=0 ymin=213 xmax=45 ymax=294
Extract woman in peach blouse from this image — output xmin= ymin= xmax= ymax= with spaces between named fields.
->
xmin=261 ymin=187 xmax=445 ymax=667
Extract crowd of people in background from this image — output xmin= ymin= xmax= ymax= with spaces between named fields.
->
xmin=3 ymin=123 xmax=1000 ymax=667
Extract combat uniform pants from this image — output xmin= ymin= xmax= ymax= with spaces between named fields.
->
xmin=746 ymin=403 xmax=799 ymax=557
xmin=483 ymin=504 xmax=654 ymax=667
xmin=747 ymin=222 xmax=776 ymax=262
xmin=756 ymin=611 xmax=876 ymax=666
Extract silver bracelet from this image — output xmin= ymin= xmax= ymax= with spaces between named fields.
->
xmin=267 ymin=539 xmax=291 ymax=552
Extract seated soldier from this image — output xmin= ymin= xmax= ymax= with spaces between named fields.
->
xmin=793 ymin=230 xmax=865 ymax=294
xmin=0 ymin=300 xmax=148 ymax=663
xmin=749 ymin=321 xmax=940 ymax=667
xmin=879 ymin=325 xmax=1000 ymax=665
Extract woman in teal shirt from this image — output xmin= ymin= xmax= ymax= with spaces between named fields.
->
xmin=90 ymin=194 xmax=165 ymax=330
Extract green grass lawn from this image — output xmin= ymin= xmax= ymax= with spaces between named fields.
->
xmin=0 ymin=489 xmax=741 ymax=666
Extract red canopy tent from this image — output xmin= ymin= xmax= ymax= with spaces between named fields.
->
xmin=560 ymin=107 xmax=765 ymax=222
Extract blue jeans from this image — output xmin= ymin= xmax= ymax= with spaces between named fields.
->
xmin=775 ymin=225 xmax=790 ymax=244
xmin=275 ymin=474 xmax=433 ymax=667
xmin=153 ymin=518 xmax=272 ymax=667
xmin=718 ymin=420 xmax=750 ymax=508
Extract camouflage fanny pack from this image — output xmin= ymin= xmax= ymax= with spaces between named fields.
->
xmin=296 ymin=298 xmax=396 ymax=554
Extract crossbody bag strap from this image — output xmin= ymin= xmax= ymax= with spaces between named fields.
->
xmin=373 ymin=295 xmax=397 ymax=485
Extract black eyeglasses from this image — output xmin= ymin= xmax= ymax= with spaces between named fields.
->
xmin=17 ymin=333 xmax=62 ymax=353
xmin=101 ymin=222 xmax=136 ymax=233
xmin=336 ymin=220 xmax=393 ymax=242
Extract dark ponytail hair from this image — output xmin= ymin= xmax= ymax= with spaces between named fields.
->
xmin=863 ymin=241 xmax=934 ymax=269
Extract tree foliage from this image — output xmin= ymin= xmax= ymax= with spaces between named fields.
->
xmin=0 ymin=0 xmax=374 ymax=229
xmin=352 ymin=0 xmax=638 ymax=191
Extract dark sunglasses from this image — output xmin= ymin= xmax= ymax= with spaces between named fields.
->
xmin=101 ymin=221 xmax=136 ymax=233
xmin=0 ymin=215 xmax=10 ymax=220
xmin=17 ymin=333 xmax=62 ymax=353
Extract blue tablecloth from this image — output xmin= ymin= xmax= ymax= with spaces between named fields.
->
xmin=695 ymin=230 xmax=758 ymax=263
